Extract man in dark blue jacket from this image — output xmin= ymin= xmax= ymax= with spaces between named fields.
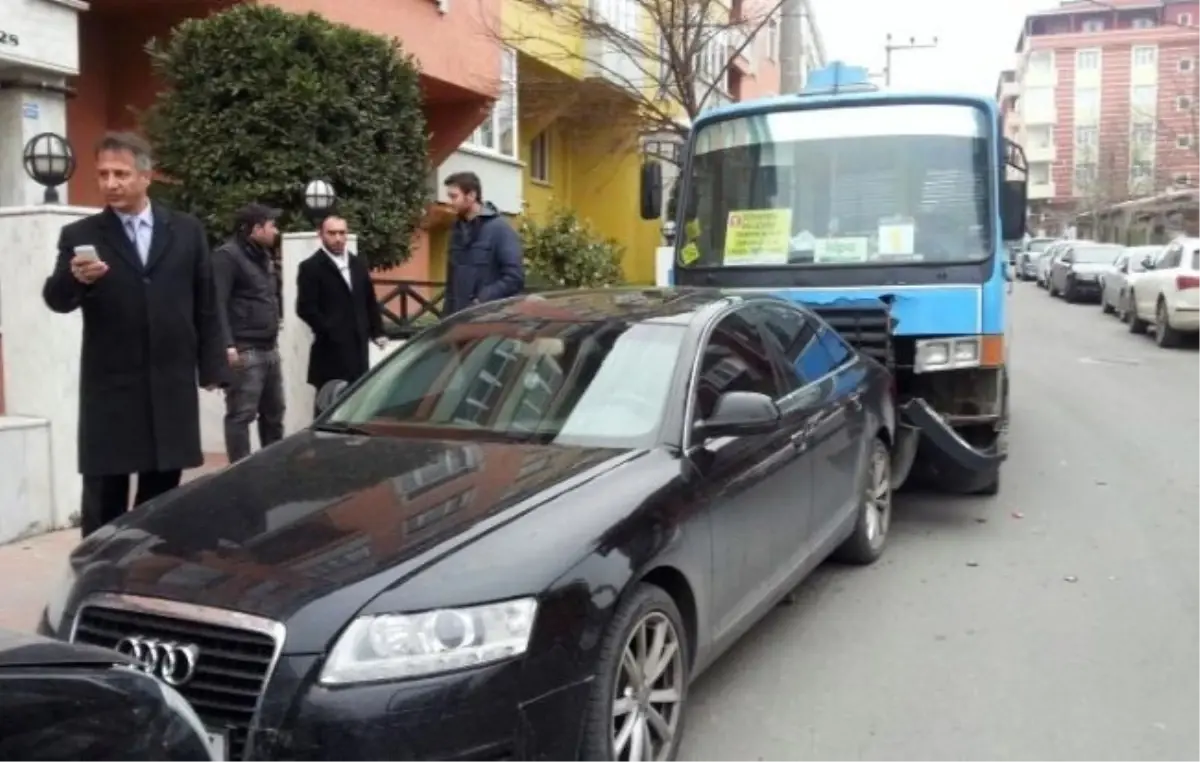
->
xmin=443 ymin=171 xmax=524 ymax=315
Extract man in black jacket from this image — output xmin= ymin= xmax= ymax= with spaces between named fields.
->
xmin=296 ymin=215 xmax=386 ymax=406
xmin=212 ymin=203 xmax=286 ymax=463
xmin=42 ymin=131 xmax=225 ymax=537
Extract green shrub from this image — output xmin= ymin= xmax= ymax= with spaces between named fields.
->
xmin=142 ymin=4 xmax=429 ymax=269
xmin=519 ymin=207 xmax=624 ymax=288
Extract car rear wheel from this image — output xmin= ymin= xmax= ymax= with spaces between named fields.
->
xmin=581 ymin=584 xmax=689 ymax=761
xmin=832 ymin=437 xmax=891 ymax=565
xmin=1155 ymin=299 xmax=1184 ymax=348
xmin=1101 ymin=290 xmax=1114 ymax=314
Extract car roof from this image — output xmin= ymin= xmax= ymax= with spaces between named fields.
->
xmin=460 ymin=287 xmax=811 ymax=329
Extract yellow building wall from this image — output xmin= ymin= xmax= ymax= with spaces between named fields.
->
xmin=519 ymin=119 xmax=662 ymax=285
xmin=499 ymin=0 xmax=585 ymax=79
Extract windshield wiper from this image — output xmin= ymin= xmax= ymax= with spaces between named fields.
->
xmin=311 ymin=421 xmax=374 ymax=436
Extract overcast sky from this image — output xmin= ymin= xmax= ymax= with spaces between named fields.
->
xmin=812 ymin=0 xmax=1055 ymax=95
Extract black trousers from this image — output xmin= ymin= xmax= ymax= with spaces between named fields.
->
xmin=80 ymin=470 xmax=182 ymax=538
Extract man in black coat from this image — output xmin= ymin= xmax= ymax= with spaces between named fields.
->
xmin=296 ymin=215 xmax=386 ymax=402
xmin=42 ymin=131 xmax=225 ymax=538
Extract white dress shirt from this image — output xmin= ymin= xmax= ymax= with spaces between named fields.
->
xmin=324 ymin=248 xmax=352 ymax=290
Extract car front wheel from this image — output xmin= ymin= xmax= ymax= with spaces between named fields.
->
xmin=832 ymin=436 xmax=892 ymax=565
xmin=581 ymin=584 xmax=690 ymax=761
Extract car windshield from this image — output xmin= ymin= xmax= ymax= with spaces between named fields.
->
xmin=1028 ymin=239 xmax=1052 ymax=252
xmin=679 ymin=102 xmax=994 ymax=269
xmin=1074 ymin=245 xmax=1123 ymax=264
xmin=326 ymin=319 xmax=686 ymax=449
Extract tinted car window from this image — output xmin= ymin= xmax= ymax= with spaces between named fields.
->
xmin=752 ymin=303 xmax=848 ymax=388
xmin=692 ymin=310 xmax=781 ymax=420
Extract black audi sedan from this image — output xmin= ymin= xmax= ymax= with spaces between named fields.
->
xmin=41 ymin=288 xmax=896 ymax=761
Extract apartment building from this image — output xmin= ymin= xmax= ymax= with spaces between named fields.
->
xmin=1010 ymin=0 xmax=1199 ymax=228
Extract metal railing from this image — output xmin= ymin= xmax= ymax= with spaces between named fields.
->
xmin=372 ymin=278 xmax=445 ymax=339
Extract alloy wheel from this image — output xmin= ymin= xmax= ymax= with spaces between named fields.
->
xmin=611 ymin=612 xmax=685 ymax=761
xmin=863 ymin=445 xmax=892 ymax=549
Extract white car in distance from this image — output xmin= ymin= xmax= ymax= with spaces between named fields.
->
xmin=1126 ymin=236 xmax=1200 ymax=347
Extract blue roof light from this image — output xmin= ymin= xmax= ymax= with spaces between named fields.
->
xmin=801 ymin=61 xmax=876 ymax=95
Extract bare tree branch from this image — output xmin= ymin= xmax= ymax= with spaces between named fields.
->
xmin=481 ymin=0 xmax=786 ymax=157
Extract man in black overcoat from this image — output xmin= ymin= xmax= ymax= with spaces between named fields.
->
xmin=42 ymin=131 xmax=225 ymax=538
xmin=295 ymin=214 xmax=386 ymax=405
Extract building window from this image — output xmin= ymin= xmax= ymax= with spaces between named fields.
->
xmin=1028 ymin=125 xmax=1053 ymax=148
xmin=1076 ymin=49 xmax=1100 ymax=70
xmin=1028 ymin=50 xmax=1053 ymax=74
xmin=1175 ymin=172 xmax=1193 ymax=187
xmin=1031 ymin=162 xmax=1051 ymax=185
xmin=1179 ymin=13 xmax=1193 ymax=26
xmin=1178 ymin=95 xmax=1195 ymax=112
xmin=1131 ymin=16 xmax=1156 ymax=29
xmin=1132 ymin=45 xmax=1157 ymax=67
xmin=1080 ymin=18 xmax=1105 ymax=32
xmin=1131 ymin=85 xmax=1157 ymax=119
xmin=1075 ymin=87 xmax=1100 ymax=121
xmin=1075 ymin=125 xmax=1098 ymax=147
xmin=1178 ymin=134 xmax=1195 ymax=150
xmin=767 ymin=17 xmax=779 ymax=60
xmin=1130 ymin=160 xmax=1154 ymax=180
xmin=1131 ymin=122 xmax=1156 ymax=146
xmin=1074 ymin=163 xmax=1097 ymax=190
xmin=469 ymin=48 xmax=519 ymax=158
xmin=530 ymin=132 xmax=550 ymax=183
xmin=1180 ymin=58 xmax=1195 ymax=73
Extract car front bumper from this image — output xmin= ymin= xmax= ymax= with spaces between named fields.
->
xmin=248 ymin=655 xmax=593 ymax=761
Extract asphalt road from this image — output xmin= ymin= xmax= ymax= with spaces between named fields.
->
xmin=680 ymin=281 xmax=1200 ymax=761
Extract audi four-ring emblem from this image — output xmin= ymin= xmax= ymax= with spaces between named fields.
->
xmin=114 ymin=636 xmax=200 ymax=686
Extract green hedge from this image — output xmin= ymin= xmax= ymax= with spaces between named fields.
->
xmin=143 ymin=4 xmax=430 ymax=269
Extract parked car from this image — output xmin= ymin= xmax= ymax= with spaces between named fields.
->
xmin=1126 ymin=236 xmax=1200 ymax=347
xmin=1018 ymin=237 xmax=1054 ymax=280
xmin=1036 ymin=241 xmax=1070 ymax=288
xmin=40 ymin=288 xmax=899 ymax=761
xmin=0 ymin=627 xmax=215 ymax=760
xmin=1048 ymin=242 xmax=1124 ymax=302
xmin=1101 ymin=245 xmax=1160 ymax=316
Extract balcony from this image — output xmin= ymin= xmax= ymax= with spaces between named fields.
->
xmin=1029 ymin=181 xmax=1057 ymax=200
xmin=1022 ymin=106 xmax=1058 ymax=125
xmin=582 ymin=5 xmax=643 ymax=96
xmin=1026 ymin=144 xmax=1056 ymax=162
xmin=999 ymin=79 xmax=1019 ymax=100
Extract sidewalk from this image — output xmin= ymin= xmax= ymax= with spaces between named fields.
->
xmin=0 ymin=453 xmax=228 ymax=633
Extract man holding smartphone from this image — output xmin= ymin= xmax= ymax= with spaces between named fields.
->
xmin=42 ymin=131 xmax=225 ymax=538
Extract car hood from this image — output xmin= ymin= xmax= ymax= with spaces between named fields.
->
xmin=67 ymin=431 xmax=632 ymax=649
xmin=0 ymin=628 xmax=130 ymax=670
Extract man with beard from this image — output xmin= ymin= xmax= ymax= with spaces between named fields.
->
xmin=442 ymin=171 xmax=524 ymax=315
xmin=296 ymin=215 xmax=386 ymax=409
xmin=212 ymin=203 xmax=286 ymax=463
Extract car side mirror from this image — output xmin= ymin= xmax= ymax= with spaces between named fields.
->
xmin=1141 ymin=256 xmax=1155 ymax=270
xmin=640 ymin=161 xmax=663 ymax=221
xmin=694 ymin=391 xmax=780 ymax=441
xmin=315 ymin=379 xmax=350 ymax=415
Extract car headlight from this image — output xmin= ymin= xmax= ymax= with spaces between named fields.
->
xmin=43 ymin=559 xmax=77 ymax=635
xmin=914 ymin=337 xmax=982 ymax=374
xmin=319 ymin=597 xmax=538 ymax=685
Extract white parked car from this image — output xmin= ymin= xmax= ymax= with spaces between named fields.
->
xmin=1101 ymin=245 xmax=1160 ymax=317
xmin=1126 ymin=236 xmax=1200 ymax=347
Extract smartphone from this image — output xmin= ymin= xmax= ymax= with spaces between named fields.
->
xmin=73 ymin=245 xmax=99 ymax=262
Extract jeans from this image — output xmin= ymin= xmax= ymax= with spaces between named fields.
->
xmin=224 ymin=346 xmax=286 ymax=463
